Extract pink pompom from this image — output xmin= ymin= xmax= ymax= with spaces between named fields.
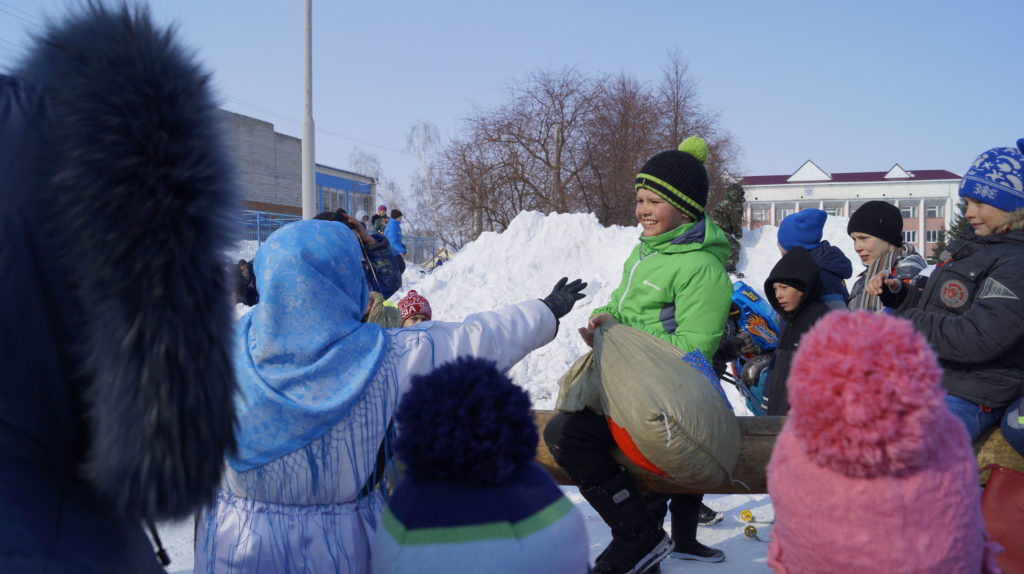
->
xmin=786 ymin=311 xmax=945 ymax=477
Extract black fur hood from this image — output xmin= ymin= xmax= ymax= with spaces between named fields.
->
xmin=10 ymin=3 xmax=239 ymax=521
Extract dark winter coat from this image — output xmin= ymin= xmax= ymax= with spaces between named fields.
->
xmin=763 ymin=247 xmax=832 ymax=416
xmin=887 ymin=214 xmax=1024 ymax=408
xmin=363 ymin=232 xmax=404 ymax=298
xmin=1 ymin=6 xmax=238 ymax=572
xmin=807 ymin=241 xmax=852 ymax=309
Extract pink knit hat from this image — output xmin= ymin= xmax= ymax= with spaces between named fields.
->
xmin=397 ymin=290 xmax=431 ymax=323
xmin=766 ymin=311 xmax=1002 ymax=573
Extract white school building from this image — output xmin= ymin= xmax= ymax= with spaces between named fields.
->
xmin=739 ymin=160 xmax=961 ymax=258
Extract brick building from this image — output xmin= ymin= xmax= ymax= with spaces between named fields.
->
xmin=219 ymin=109 xmax=376 ymax=217
xmin=740 ymin=160 xmax=961 ymax=258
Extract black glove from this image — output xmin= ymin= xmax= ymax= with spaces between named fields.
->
xmin=731 ymin=330 xmax=760 ymax=356
xmin=541 ymin=277 xmax=587 ymax=320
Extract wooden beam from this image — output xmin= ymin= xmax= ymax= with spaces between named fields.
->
xmin=533 ymin=410 xmax=785 ymax=495
xmin=534 ymin=410 xmax=1024 ymax=494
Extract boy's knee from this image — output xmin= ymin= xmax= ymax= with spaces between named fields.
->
xmin=542 ymin=411 xmax=571 ymax=453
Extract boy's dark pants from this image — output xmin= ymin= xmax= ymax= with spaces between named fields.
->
xmin=543 ymin=408 xmax=703 ymax=546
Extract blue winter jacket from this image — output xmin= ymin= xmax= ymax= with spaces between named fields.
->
xmin=807 ymin=241 xmax=853 ymax=309
xmin=1 ymin=6 xmax=238 ymax=572
xmin=385 ymin=218 xmax=408 ymax=255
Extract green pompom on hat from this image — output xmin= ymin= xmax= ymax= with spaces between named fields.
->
xmin=635 ymin=135 xmax=710 ymax=221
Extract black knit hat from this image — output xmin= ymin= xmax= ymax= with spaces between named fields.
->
xmin=847 ymin=201 xmax=903 ymax=246
xmin=391 ymin=208 xmax=403 ymax=219
xmin=635 ymin=136 xmax=709 ymax=221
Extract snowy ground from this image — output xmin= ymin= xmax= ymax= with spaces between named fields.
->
xmin=157 ymin=211 xmax=864 ymax=573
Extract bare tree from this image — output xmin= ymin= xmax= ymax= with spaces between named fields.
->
xmin=428 ymin=52 xmax=740 ymax=243
xmin=578 ymin=73 xmax=659 ymax=226
xmin=349 ymin=147 xmax=402 ymax=213
xmin=656 ymin=50 xmax=740 ymax=209
xmin=405 ymin=121 xmax=444 ymax=240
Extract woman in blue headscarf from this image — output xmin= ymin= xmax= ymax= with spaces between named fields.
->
xmin=196 ymin=219 xmax=585 ymax=573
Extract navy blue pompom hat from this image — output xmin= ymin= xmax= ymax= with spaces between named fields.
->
xmin=959 ymin=138 xmax=1024 ymax=213
xmin=371 ymin=357 xmax=589 ymax=573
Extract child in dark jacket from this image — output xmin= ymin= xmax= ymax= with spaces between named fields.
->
xmin=762 ymin=246 xmax=832 ymax=416
xmin=776 ymin=209 xmax=852 ymax=310
xmin=870 ymin=140 xmax=1024 ymax=443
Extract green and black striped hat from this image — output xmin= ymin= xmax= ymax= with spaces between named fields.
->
xmin=634 ymin=135 xmax=709 ymax=220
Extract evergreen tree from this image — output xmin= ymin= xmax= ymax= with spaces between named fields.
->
xmin=929 ymin=202 xmax=969 ymax=263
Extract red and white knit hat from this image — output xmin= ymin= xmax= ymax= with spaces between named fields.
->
xmin=398 ymin=290 xmax=431 ymax=323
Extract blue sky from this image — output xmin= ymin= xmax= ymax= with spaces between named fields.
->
xmin=2 ymin=0 xmax=1022 ymax=199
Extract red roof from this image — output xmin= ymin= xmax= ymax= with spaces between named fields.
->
xmin=741 ymin=169 xmax=960 ymax=186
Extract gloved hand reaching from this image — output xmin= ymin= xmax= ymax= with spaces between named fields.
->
xmin=541 ymin=277 xmax=587 ymax=320
xmin=731 ymin=330 xmax=760 ymax=356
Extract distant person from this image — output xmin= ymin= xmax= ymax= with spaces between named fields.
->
xmin=846 ymin=200 xmax=926 ymax=311
xmin=384 ymin=208 xmax=408 ymax=272
xmin=195 ymin=219 xmax=587 ymax=573
xmin=761 ymin=246 xmax=832 ymax=416
xmin=314 ymin=208 xmax=403 ymax=299
xmin=709 ymin=183 xmax=745 ymax=274
xmin=397 ymin=290 xmax=431 ymax=327
xmin=546 ymin=136 xmax=731 ymax=573
xmin=371 ymin=204 xmax=388 ymax=234
xmin=235 ymin=259 xmax=259 ymax=306
xmin=1 ymin=5 xmax=239 ymax=572
xmin=868 ymin=140 xmax=1024 ymax=444
xmin=355 ymin=209 xmax=370 ymax=229
xmin=776 ymin=208 xmax=852 ymax=309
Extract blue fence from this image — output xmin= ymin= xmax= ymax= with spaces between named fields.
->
xmin=236 ymin=211 xmax=301 ymax=260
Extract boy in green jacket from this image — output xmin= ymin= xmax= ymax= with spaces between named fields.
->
xmin=546 ymin=136 xmax=732 ymax=574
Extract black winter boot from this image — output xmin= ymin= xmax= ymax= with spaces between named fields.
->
xmin=667 ymin=497 xmax=725 ymax=563
xmin=581 ymin=470 xmax=673 ymax=574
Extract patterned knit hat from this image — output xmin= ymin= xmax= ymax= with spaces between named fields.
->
xmin=397 ymin=290 xmax=431 ymax=323
xmin=766 ymin=311 xmax=1002 ymax=572
xmin=777 ymin=209 xmax=827 ymax=251
xmin=959 ymin=139 xmax=1024 ymax=213
xmin=635 ymin=135 xmax=710 ymax=221
xmin=847 ymin=200 xmax=903 ymax=246
xmin=372 ymin=357 xmax=589 ymax=574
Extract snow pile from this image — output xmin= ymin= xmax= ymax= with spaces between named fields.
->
xmin=398 ymin=210 xmax=862 ymax=410
xmin=167 ymin=210 xmax=866 ymax=573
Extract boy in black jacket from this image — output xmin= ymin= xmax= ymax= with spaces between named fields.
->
xmin=762 ymin=246 xmax=833 ymax=415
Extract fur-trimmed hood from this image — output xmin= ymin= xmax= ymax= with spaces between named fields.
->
xmin=6 ymin=3 xmax=239 ymax=523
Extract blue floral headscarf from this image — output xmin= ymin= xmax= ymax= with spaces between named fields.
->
xmin=228 ymin=220 xmax=387 ymax=471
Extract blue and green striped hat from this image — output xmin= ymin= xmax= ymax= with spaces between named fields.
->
xmin=371 ymin=357 xmax=589 ymax=573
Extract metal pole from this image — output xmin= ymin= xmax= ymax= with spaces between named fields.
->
xmin=301 ymin=0 xmax=316 ymax=219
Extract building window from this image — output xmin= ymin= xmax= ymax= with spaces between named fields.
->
xmin=322 ymin=187 xmax=345 ymax=212
xmin=776 ymin=208 xmax=794 ymax=220
xmin=902 ymin=230 xmax=917 ymax=244
xmin=751 ymin=208 xmax=770 ymax=222
xmin=926 ymin=229 xmax=940 ymax=243
xmin=900 ymin=205 xmax=918 ymax=218
xmin=824 ymin=206 xmax=842 ymax=217
xmin=348 ymin=192 xmax=374 ymax=217
xmin=926 ymin=205 xmax=943 ymax=218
